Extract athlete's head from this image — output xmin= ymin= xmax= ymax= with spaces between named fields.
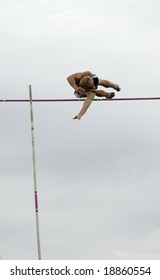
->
xmin=79 ymin=76 xmax=94 ymax=90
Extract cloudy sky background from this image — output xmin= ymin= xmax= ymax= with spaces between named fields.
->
xmin=0 ymin=0 xmax=160 ymax=260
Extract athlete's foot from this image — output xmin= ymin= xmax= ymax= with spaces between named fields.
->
xmin=106 ymin=92 xmax=115 ymax=99
xmin=114 ymin=84 xmax=121 ymax=92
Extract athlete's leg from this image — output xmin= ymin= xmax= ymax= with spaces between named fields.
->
xmin=95 ymin=90 xmax=114 ymax=98
xmin=99 ymin=79 xmax=121 ymax=91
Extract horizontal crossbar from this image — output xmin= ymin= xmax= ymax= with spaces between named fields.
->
xmin=0 ymin=97 xmax=160 ymax=103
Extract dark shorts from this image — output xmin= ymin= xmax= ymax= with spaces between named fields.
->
xmin=92 ymin=75 xmax=99 ymax=88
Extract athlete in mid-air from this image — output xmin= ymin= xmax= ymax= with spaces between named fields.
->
xmin=67 ymin=71 xmax=121 ymax=120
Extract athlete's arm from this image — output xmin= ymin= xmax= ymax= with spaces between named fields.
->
xmin=73 ymin=91 xmax=95 ymax=120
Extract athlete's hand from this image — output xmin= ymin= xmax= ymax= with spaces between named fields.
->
xmin=73 ymin=115 xmax=80 ymax=120
xmin=76 ymin=87 xmax=86 ymax=94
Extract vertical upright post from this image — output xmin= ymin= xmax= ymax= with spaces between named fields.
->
xmin=29 ymin=85 xmax=42 ymax=260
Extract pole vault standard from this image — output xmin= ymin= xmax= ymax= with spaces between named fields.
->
xmin=29 ymin=85 xmax=42 ymax=260
xmin=1 ymin=93 xmax=159 ymax=259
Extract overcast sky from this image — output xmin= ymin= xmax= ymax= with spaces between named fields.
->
xmin=0 ymin=0 xmax=160 ymax=260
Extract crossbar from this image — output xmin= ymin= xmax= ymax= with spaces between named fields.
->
xmin=0 ymin=97 xmax=160 ymax=102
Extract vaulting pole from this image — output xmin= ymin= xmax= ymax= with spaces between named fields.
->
xmin=29 ymin=85 xmax=42 ymax=260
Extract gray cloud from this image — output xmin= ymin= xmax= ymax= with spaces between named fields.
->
xmin=0 ymin=0 xmax=160 ymax=260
